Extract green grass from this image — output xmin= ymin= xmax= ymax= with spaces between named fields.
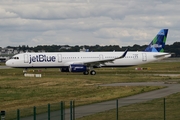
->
xmin=0 ymin=62 xmax=5 ymax=66
xmin=76 ymin=93 xmax=180 ymax=120
xmin=0 ymin=61 xmax=180 ymax=119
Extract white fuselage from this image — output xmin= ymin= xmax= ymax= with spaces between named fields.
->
xmin=5 ymin=51 xmax=171 ymax=68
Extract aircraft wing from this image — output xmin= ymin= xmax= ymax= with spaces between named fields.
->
xmin=83 ymin=48 xmax=129 ymax=66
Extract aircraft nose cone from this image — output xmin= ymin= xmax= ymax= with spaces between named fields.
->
xmin=5 ymin=60 xmax=12 ymax=67
xmin=5 ymin=60 xmax=9 ymax=66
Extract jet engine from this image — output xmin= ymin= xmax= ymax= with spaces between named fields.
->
xmin=69 ymin=64 xmax=87 ymax=72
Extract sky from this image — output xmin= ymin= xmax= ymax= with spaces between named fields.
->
xmin=0 ymin=0 xmax=180 ymax=48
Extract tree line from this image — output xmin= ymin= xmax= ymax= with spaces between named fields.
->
xmin=6 ymin=42 xmax=180 ymax=57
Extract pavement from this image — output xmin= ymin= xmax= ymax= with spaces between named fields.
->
xmin=0 ymin=66 xmax=11 ymax=69
xmin=21 ymin=81 xmax=180 ymax=120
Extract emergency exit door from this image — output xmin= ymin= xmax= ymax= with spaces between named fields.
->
xmin=58 ymin=54 xmax=62 ymax=63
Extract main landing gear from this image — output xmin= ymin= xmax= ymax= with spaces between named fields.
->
xmin=83 ymin=70 xmax=96 ymax=75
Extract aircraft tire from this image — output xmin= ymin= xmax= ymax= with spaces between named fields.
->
xmin=83 ymin=71 xmax=89 ymax=75
xmin=90 ymin=70 xmax=96 ymax=75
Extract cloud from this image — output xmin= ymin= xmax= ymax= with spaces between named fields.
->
xmin=0 ymin=0 xmax=179 ymax=47
xmin=3 ymin=2 xmax=126 ymax=20
xmin=0 ymin=8 xmax=17 ymax=19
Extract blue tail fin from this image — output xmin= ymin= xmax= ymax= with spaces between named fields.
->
xmin=145 ymin=29 xmax=168 ymax=52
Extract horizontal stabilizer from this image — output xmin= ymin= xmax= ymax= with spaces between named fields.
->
xmin=153 ymin=53 xmax=171 ymax=58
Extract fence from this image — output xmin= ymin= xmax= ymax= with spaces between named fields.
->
xmin=1 ymin=98 xmax=180 ymax=120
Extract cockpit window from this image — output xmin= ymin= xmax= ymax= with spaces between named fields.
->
xmin=13 ymin=57 xmax=19 ymax=59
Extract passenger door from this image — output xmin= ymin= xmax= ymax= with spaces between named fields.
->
xmin=24 ymin=54 xmax=29 ymax=63
xmin=142 ymin=53 xmax=147 ymax=62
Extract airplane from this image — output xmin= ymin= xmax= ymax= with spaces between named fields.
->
xmin=5 ymin=29 xmax=171 ymax=75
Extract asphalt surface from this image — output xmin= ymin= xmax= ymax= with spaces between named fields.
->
xmin=20 ymin=82 xmax=180 ymax=120
xmin=0 ymin=66 xmax=11 ymax=69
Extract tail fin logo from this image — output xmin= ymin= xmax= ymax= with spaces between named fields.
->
xmin=145 ymin=29 xmax=168 ymax=52
xmin=150 ymin=44 xmax=162 ymax=48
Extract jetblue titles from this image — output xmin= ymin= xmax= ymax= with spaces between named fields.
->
xmin=150 ymin=44 xmax=162 ymax=48
xmin=29 ymin=55 xmax=56 ymax=64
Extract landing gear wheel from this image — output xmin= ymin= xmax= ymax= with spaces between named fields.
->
xmin=90 ymin=70 xmax=96 ymax=75
xmin=83 ymin=71 xmax=89 ymax=75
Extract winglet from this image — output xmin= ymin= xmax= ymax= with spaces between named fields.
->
xmin=116 ymin=48 xmax=129 ymax=59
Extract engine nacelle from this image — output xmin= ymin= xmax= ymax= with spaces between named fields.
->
xmin=69 ymin=64 xmax=87 ymax=72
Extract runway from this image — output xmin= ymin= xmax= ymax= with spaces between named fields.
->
xmin=0 ymin=66 xmax=11 ymax=69
xmin=21 ymin=82 xmax=180 ymax=120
